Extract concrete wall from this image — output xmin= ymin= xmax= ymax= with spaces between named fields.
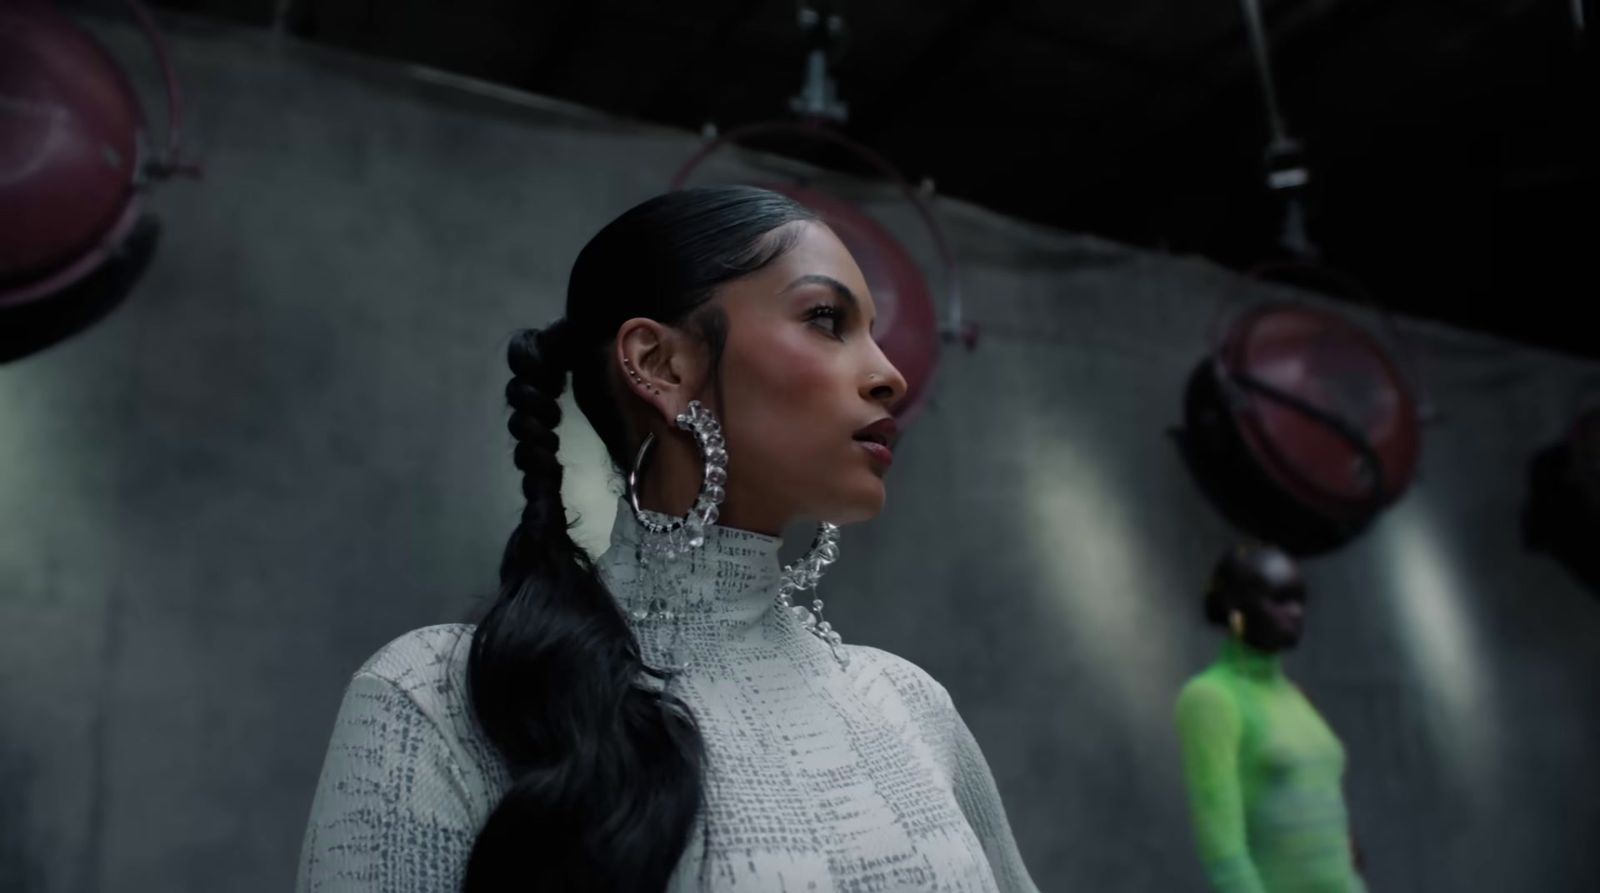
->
xmin=3 ymin=12 xmax=1598 ymax=892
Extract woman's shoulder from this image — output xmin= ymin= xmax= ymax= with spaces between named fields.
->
xmin=1174 ymin=672 xmax=1240 ymax=727
xmin=345 ymin=624 xmax=508 ymax=781
xmin=1176 ymin=668 xmax=1232 ymax=698
xmin=839 ymin=644 xmax=957 ymax=720
xmin=350 ymin=624 xmax=482 ymax=745
xmin=355 ymin=623 xmax=476 ymax=694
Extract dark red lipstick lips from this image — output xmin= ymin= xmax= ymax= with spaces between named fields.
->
xmin=853 ymin=417 xmax=898 ymax=468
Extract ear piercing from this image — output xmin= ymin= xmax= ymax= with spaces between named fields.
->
xmin=622 ymin=357 xmax=661 ymax=395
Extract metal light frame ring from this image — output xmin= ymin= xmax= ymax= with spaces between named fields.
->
xmin=123 ymin=0 xmax=195 ymax=179
xmin=1240 ymin=259 xmax=1436 ymax=420
xmin=670 ymin=119 xmax=972 ymax=346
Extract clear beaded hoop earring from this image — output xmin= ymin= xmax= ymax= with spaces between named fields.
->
xmin=628 ymin=399 xmax=728 ymax=563
xmin=777 ymin=523 xmax=848 ymax=667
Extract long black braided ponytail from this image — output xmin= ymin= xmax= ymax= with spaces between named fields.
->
xmin=464 ymin=187 xmax=816 ymax=890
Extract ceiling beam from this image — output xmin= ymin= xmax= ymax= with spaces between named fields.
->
xmin=518 ymin=0 xmax=605 ymax=91
xmin=631 ymin=0 xmax=761 ymax=121
xmin=847 ymin=0 xmax=1018 ymax=141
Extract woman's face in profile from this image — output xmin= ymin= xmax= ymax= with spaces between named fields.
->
xmin=1241 ymin=550 xmax=1309 ymax=651
xmin=707 ymin=221 xmax=907 ymax=531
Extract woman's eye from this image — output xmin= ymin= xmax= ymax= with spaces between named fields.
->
xmin=1270 ymin=587 xmax=1305 ymax=605
xmin=805 ymin=304 xmax=846 ymax=337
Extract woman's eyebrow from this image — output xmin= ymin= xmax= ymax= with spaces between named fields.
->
xmin=782 ymin=274 xmax=859 ymax=312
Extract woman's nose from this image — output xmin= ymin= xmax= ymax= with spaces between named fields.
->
xmin=861 ymin=345 xmax=908 ymax=408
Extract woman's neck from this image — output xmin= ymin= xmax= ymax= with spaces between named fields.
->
xmin=598 ymin=500 xmax=791 ymax=664
xmin=1221 ymin=636 xmax=1284 ymax=680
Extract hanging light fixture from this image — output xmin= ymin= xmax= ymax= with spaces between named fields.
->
xmin=0 ymin=0 xmax=199 ymax=360
xmin=1173 ymin=0 xmax=1426 ymax=554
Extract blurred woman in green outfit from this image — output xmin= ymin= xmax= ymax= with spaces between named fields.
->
xmin=1174 ymin=544 xmax=1366 ymax=893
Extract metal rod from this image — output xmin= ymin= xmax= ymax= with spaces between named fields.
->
xmin=1238 ymin=0 xmax=1290 ymax=147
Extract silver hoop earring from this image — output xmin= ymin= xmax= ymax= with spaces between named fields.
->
xmin=628 ymin=399 xmax=728 ymax=561
xmin=776 ymin=523 xmax=848 ymax=667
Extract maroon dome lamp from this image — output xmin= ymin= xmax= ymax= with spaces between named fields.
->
xmin=670 ymin=4 xmax=959 ymax=426
xmin=1181 ymin=302 xmax=1422 ymax=554
xmin=0 ymin=0 xmax=197 ymax=357
xmin=1177 ymin=0 xmax=1424 ymax=554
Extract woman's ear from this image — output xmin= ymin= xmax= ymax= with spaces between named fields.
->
xmin=616 ymin=318 xmax=709 ymax=422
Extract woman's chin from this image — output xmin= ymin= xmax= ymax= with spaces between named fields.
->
xmin=818 ymin=479 xmax=887 ymax=526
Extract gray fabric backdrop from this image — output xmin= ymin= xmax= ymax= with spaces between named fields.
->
xmin=3 ymin=14 xmax=1597 ymax=892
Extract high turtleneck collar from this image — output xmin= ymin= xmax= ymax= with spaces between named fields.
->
xmin=1219 ymin=636 xmax=1284 ymax=681
xmin=596 ymin=498 xmax=787 ymax=638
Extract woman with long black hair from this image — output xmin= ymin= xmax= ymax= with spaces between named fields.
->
xmin=296 ymin=186 xmax=1037 ymax=892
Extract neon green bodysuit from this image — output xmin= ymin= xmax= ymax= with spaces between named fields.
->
xmin=1174 ymin=639 xmax=1366 ymax=893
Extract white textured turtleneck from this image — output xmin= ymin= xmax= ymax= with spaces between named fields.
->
xmin=296 ymin=501 xmax=1039 ymax=892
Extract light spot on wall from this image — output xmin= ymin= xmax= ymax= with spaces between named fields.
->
xmin=1014 ymin=418 xmax=1185 ymax=730
xmin=1379 ymin=497 xmax=1499 ymax=785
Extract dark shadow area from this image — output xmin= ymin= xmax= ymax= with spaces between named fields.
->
xmin=1524 ymin=431 xmax=1600 ymax=599
xmin=0 ymin=217 xmax=160 ymax=364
